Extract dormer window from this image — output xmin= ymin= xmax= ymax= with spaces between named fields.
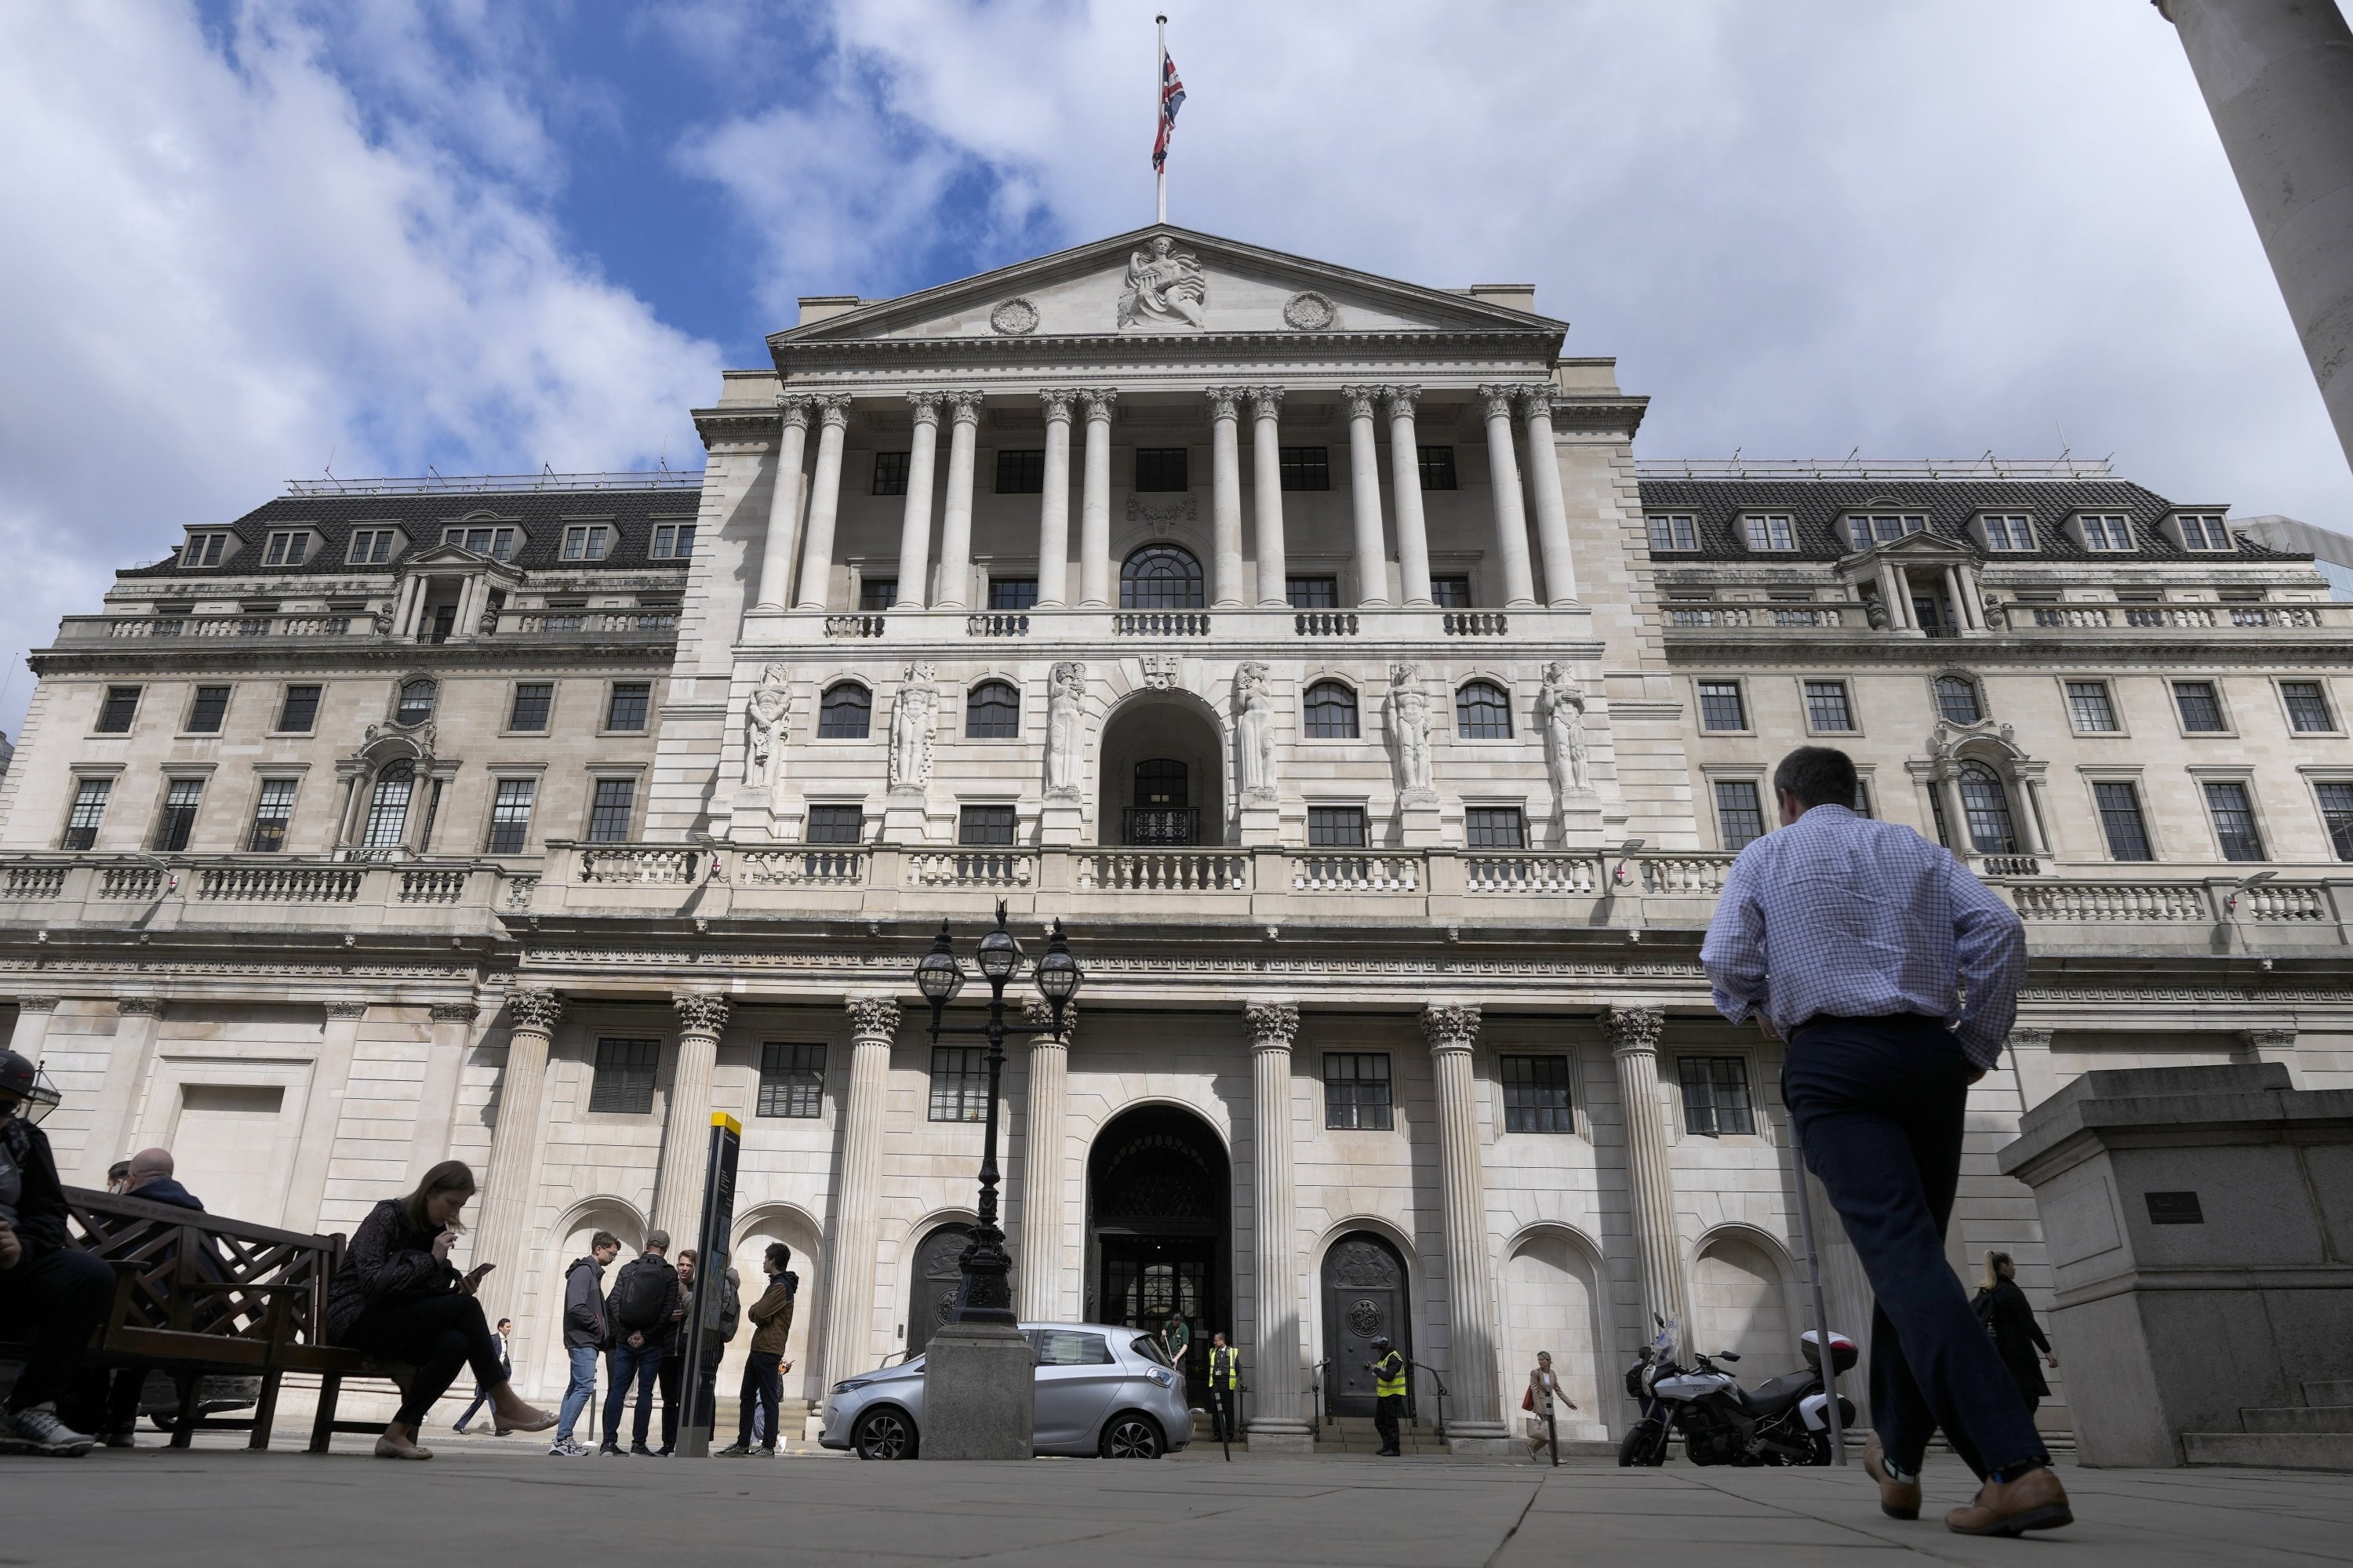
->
xmin=2171 ymin=512 xmax=2234 ymax=552
xmin=1844 ymin=513 xmax=1926 ymax=551
xmin=348 ymin=529 xmax=402 ymax=566
xmin=1977 ymin=514 xmax=2036 ymax=552
xmin=262 ymin=530 xmax=314 ymax=567
xmin=561 ymin=525 xmax=611 ymax=562
xmin=649 ymin=523 xmax=697 ymax=559
xmin=443 ymin=524 xmax=517 ymax=561
xmin=184 ymin=533 xmax=231 ymax=568
xmin=2075 ymin=513 xmax=2136 ymax=552
xmin=1646 ymin=514 xmax=1699 ymax=551
xmin=1741 ymin=514 xmax=1795 ymax=551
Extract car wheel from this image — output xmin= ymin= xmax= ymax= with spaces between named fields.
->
xmin=1099 ymin=1413 xmax=1165 ymax=1459
xmin=853 ymin=1408 xmax=918 ymax=1461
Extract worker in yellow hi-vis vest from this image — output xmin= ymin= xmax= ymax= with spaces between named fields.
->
xmin=1206 ymin=1332 xmax=1242 ymax=1447
xmin=1367 ymin=1335 xmax=1406 ymax=1457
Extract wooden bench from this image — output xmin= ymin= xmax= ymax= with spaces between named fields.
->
xmin=0 ymin=1187 xmax=413 ymax=1453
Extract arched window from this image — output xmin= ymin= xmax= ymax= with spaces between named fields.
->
xmin=817 ymin=682 xmax=871 ymax=739
xmin=1134 ymin=759 xmax=1189 ymax=807
xmin=1304 ymin=680 xmax=1359 ymax=740
xmin=1934 ymin=675 xmax=1983 ymax=726
xmin=363 ymin=761 xmax=415 ymax=849
xmin=1958 ymin=761 xmax=2017 ymax=853
xmin=1121 ymin=544 xmax=1204 ymax=609
xmin=966 ymin=680 xmax=1020 ymax=739
xmin=1455 ymin=679 xmax=1513 ymax=740
xmin=395 ymin=678 xmax=437 ymax=725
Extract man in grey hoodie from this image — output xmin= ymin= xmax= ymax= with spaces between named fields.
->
xmin=550 ymin=1231 xmax=619 ymax=1457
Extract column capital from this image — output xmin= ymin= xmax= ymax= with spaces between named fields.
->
xmin=1601 ymin=1004 xmax=1664 ymax=1057
xmin=429 ymin=1002 xmax=482 ymax=1026
xmin=1382 ymin=385 xmax=1422 ymax=416
xmin=2005 ymin=1026 xmax=2053 ymax=1051
xmin=115 ymin=995 xmax=165 ymax=1019
xmin=944 ymin=390 xmax=984 ymax=424
xmin=813 ymin=394 xmax=853 ymax=429
xmin=15 ymin=995 xmax=60 ymax=1014
xmin=1476 ymin=384 xmax=1520 ymax=420
xmin=1020 ymin=996 xmax=1077 ymax=1037
xmin=1513 ymin=383 xmax=1558 ymax=419
xmin=1420 ymin=1002 xmax=1481 ymax=1054
xmin=2242 ymin=1026 xmax=2297 ymax=1053
xmin=1246 ymin=385 xmax=1285 ymax=417
xmin=1080 ymin=387 xmax=1118 ymax=418
xmin=905 ymin=390 xmax=943 ymax=424
xmin=672 ymin=990 xmax=731 ymax=1039
xmin=325 ymin=1000 xmax=370 ymax=1020
xmin=1340 ymin=384 xmax=1381 ymax=420
xmin=507 ymin=988 xmax=566 ymax=1034
xmin=777 ymin=395 xmax=815 ymax=431
xmin=1038 ymin=388 xmax=1078 ymax=422
xmin=846 ymin=994 xmax=902 ymax=1042
xmin=1245 ymin=1001 xmax=1300 ymax=1052
xmin=1204 ymin=385 xmax=1242 ymax=421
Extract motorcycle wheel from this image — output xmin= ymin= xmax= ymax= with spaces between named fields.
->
xmin=1616 ymin=1418 xmax=1668 ymax=1468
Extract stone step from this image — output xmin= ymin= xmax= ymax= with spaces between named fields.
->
xmin=2307 ymin=1381 xmax=2353 ymax=1407
xmin=1313 ymin=1417 xmax=1451 ymax=1455
xmin=2183 ymin=1429 xmax=2353 ymax=1470
xmin=2240 ymin=1405 xmax=2353 ymax=1434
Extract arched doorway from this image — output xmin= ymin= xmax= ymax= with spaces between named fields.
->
xmin=1096 ymin=693 xmax=1224 ymax=846
xmin=1321 ymin=1231 xmax=1412 ymax=1418
xmin=906 ymin=1222 xmax=973 ymax=1362
xmin=1504 ymin=1230 xmax=1610 ymax=1439
xmin=1086 ymin=1104 xmax=1230 ymax=1405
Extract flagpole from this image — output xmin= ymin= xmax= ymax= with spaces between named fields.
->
xmin=1155 ymin=14 xmax=1169 ymax=224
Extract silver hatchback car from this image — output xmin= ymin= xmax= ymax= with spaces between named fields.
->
xmin=820 ymin=1322 xmax=1193 ymax=1461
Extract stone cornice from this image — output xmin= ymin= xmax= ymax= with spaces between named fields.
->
xmin=31 ymin=638 xmax=678 ymax=678
xmin=1657 ymin=631 xmax=2353 ymax=667
xmin=769 ymin=329 xmax=1565 ymax=380
xmin=1544 ymin=396 xmax=1649 ymax=437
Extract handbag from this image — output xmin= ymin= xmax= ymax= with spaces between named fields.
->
xmin=1521 ymin=1387 xmax=1535 ymax=1411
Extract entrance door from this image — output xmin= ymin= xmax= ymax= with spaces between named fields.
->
xmin=1086 ymin=1104 xmax=1230 ymax=1406
xmin=1322 ymin=1232 xmax=1412 ymax=1418
xmin=906 ymin=1223 xmax=972 ymax=1361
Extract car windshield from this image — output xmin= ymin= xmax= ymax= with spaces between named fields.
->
xmin=1128 ymin=1334 xmax=1172 ymax=1368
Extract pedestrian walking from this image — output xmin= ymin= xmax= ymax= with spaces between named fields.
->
xmin=716 ymin=1243 xmax=795 ymax=1457
xmin=0 ymin=1049 xmax=108 ymax=1457
xmin=451 ymin=1319 xmax=513 ymax=1433
xmin=1522 ymin=1351 xmax=1576 ymax=1461
xmin=1205 ymin=1332 xmax=1242 ymax=1446
xmin=1367 ymin=1334 xmax=1406 ymax=1457
xmin=550 ymin=1231 xmax=620 ymax=1457
xmin=1972 ymin=1253 xmax=2058 ymax=1417
xmin=601 ymin=1228 xmax=680 ymax=1456
xmin=322 ymin=1160 xmax=555 ymax=1460
xmin=1701 ymin=745 xmax=2068 ymax=1537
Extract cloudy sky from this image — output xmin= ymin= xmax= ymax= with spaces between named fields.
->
xmin=2 ymin=0 xmax=2347 ymax=736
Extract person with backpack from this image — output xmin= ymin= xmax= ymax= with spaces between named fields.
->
xmin=716 ymin=1243 xmax=795 ymax=1457
xmin=601 ymin=1228 xmax=680 ymax=1456
xmin=550 ymin=1231 xmax=619 ymax=1457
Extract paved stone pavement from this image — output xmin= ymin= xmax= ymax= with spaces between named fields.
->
xmin=9 ymin=1442 xmax=2350 ymax=1566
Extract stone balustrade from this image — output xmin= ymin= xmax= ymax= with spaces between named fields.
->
xmin=0 ymin=856 xmax=518 ymax=937
xmin=1653 ymin=599 xmax=2350 ymax=637
xmin=54 ymin=606 xmax=688 ymax=648
xmin=738 ymin=603 xmax=1587 ymax=652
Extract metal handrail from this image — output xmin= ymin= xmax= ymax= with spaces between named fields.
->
xmin=1309 ymin=1358 xmax=1333 ymax=1428
xmin=1406 ymin=1359 xmax=1449 ymax=1439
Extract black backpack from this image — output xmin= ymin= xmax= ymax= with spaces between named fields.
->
xmin=612 ymin=1257 xmax=671 ymax=1331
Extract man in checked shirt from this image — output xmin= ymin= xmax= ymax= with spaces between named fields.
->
xmin=1701 ymin=746 xmax=2069 ymax=1539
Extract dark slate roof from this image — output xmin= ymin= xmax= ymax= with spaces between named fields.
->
xmin=121 ymin=485 xmax=707 ymax=579
xmin=1631 ymin=478 xmax=2304 ymax=564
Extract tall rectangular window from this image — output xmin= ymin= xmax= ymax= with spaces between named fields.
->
xmin=1322 ymin=1053 xmax=1393 ymax=1131
xmin=2066 ymin=681 xmax=2118 ymax=732
xmin=1465 ymin=807 xmax=1526 ymax=849
xmin=2204 ymin=780 xmax=2265 ymax=862
xmin=1678 ymin=1057 xmax=1755 ymax=1137
xmin=1697 ymin=681 xmax=1747 ymax=732
xmin=995 ymin=449 xmax=1046 ymax=494
xmin=1714 ymin=780 xmax=1767 ymax=850
xmin=1802 ymin=680 xmax=1853 ymax=732
xmin=1501 ymin=1054 xmax=1573 ymax=1134
xmin=987 ymin=577 xmax=1038 ymax=611
xmin=508 ymin=682 xmax=553 ymax=732
xmin=62 ymin=779 xmax=111 ymax=850
xmin=2173 ymin=680 xmax=2226 ymax=733
xmin=587 ymin=778 xmax=636 ymax=842
xmin=872 ymin=451 xmax=911 ymax=496
xmin=96 ymin=686 xmax=141 ymax=733
xmin=605 ymin=682 xmax=652 ymax=732
xmin=929 ymin=1046 xmax=989 ymax=1122
xmin=153 ymin=779 xmax=204 ymax=852
xmin=758 ymin=1042 xmax=826 ymax=1119
xmin=1646 ymin=515 xmax=1699 ymax=551
xmin=1278 ymin=447 xmax=1330 ymax=491
xmin=248 ymin=777 xmax=297 ymax=853
xmin=486 ymin=778 xmax=536 ymax=854
xmin=2093 ymin=781 xmax=2154 ymax=862
xmin=858 ymin=578 xmax=898 ymax=612
xmin=588 ymin=1038 xmax=660 ymax=1115
xmin=1430 ymin=577 xmax=1472 ymax=609
xmin=2282 ymin=680 xmax=2336 ymax=733
xmin=277 ymin=685 xmax=322 ymax=733
xmin=186 ymin=686 xmax=231 ymax=733
xmin=1134 ymin=448 xmax=1189 ymax=491
xmin=1286 ymin=577 xmax=1338 ymax=609
xmin=957 ymin=805 xmax=1017 ymax=846
xmin=2318 ymin=782 xmax=2353 ymax=862
xmin=1307 ymin=806 xmax=1368 ymax=848
xmin=1417 ymin=446 xmax=1457 ymax=490
xmin=806 ymin=805 xmax=864 ymax=844
xmin=1742 ymin=514 xmax=1795 ymax=551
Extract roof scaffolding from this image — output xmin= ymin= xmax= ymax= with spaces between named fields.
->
xmin=1635 ymin=455 xmax=2115 ymax=482
xmin=282 ymin=468 xmax=704 ymax=497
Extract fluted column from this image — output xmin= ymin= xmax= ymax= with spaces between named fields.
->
xmin=1016 ymin=999 xmax=1074 ymax=1322
xmin=1604 ymin=1006 xmax=1688 ymax=1343
xmin=1342 ymin=385 xmax=1390 ymax=606
xmin=755 ymin=398 xmax=812 ymax=610
xmin=1422 ymin=1003 xmax=1507 ymax=1445
xmin=285 ymin=1001 xmax=365 ymax=1237
xmin=893 ymin=393 xmax=941 ymax=609
xmin=1384 ymin=387 xmax=1433 ymax=606
xmin=1036 ymin=391 xmax=1077 ymax=607
xmin=823 ymin=995 xmax=900 ymax=1388
xmin=655 ymin=991 xmax=730 ymax=1243
xmin=407 ymin=1002 xmax=479 ymax=1181
xmin=478 ymin=988 xmax=562 ymax=1327
xmin=1206 ymin=386 xmax=1246 ymax=606
xmin=1249 ymin=387 xmax=1288 ymax=605
xmin=932 ymin=393 xmax=982 ymax=610
xmin=792 ymin=395 xmax=853 ymax=610
xmin=1078 ymin=389 xmax=1117 ymax=606
xmin=5 ymin=995 xmax=60 ymax=1068
xmin=1477 ymin=385 xmax=1537 ymax=607
xmin=1245 ymin=1002 xmax=1313 ymax=1450
xmin=79 ymin=997 xmax=164 ymax=1186
xmin=1516 ymin=384 xmax=1578 ymax=605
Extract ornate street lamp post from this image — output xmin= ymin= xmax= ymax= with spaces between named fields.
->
xmin=915 ymin=900 xmax=1081 ymax=1326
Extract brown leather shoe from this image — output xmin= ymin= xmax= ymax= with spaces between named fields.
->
xmin=1945 ymin=1465 xmax=2073 ymax=1537
xmin=1863 ymin=1435 xmax=1921 ymax=1520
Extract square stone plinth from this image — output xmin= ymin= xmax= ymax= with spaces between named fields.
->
xmin=920 ymin=1321 xmax=1035 ymax=1461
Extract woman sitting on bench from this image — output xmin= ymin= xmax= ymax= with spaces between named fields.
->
xmin=325 ymin=1160 xmax=554 ymax=1459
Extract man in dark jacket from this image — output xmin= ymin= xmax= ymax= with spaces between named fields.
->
xmin=0 ymin=1048 xmax=107 ymax=1456
xmin=122 ymin=1148 xmax=204 ymax=1213
xmin=90 ymin=1148 xmax=209 ymax=1446
xmin=550 ymin=1231 xmax=619 ymax=1457
xmin=600 ymin=1229 xmax=680 ymax=1456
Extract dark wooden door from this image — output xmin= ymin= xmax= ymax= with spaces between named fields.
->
xmin=907 ymin=1223 xmax=971 ymax=1361
xmin=1322 ymin=1233 xmax=1411 ymax=1418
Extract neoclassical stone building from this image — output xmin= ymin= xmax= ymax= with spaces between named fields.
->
xmin=5 ymin=226 xmax=2351 ymax=1450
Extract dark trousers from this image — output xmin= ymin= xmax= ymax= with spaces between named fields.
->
xmin=602 ymin=1340 xmax=664 ymax=1446
xmin=453 ymin=1384 xmax=493 ymax=1430
xmin=656 ymin=1348 xmax=682 ymax=1450
xmin=737 ymin=1350 xmax=782 ymax=1450
xmin=1783 ymin=1014 xmax=2049 ymax=1481
xmin=1373 ymin=1393 xmax=1404 ymax=1453
xmin=0 ymin=1247 xmax=113 ymax=1413
xmin=344 ymin=1290 xmax=508 ymax=1428
xmin=1209 ymin=1386 xmax=1238 ymax=1442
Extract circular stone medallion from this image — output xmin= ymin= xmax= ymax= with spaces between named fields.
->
xmin=1347 ymin=1298 xmax=1385 ymax=1337
xmin=990 ymin=297 xmax=1042 ymax=336
xmin=1283 ymin=291 xmax=1337 ymax=331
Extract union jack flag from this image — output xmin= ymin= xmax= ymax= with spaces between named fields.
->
xmin=1152 ymin=49 xmax=1186 ymax=171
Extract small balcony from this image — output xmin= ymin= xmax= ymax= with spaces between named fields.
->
xmin=1122 ymin=808 xmax=1200 ymax=846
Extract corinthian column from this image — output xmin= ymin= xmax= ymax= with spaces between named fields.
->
xmin=823 ymin=995 xmax=900 ymax=1388
xmin=1516 ymin=384 xmax=1578 ymax=605
xmin=408 ymin=1002 xmax=480 ymax=1181
xmin=1016 ymin=999 xmax=1074 ymax=1322
xmin=1384 ymin=387 xmax=1433 ymax=606
xmin=1249 ymin=387 xmax=1288 ymax=604
xmin=80 ymin=996 xmax=165 ymax=1186
xmin=1245 ymin=1002 xmax=1314 ymax=1453
xmin=933 ymin=392 xmax=982 ymax=609
xmin=793 ymin=395 xmax=853 ymax=609
xmin=478 ymin=988 xmax=563 ymax=1327
xmin=654 ymin=991 xmax=730 ymax=1242
xmin=1478 ymin=385 xmax=1537 ymax=607
xmin=1604 ymin=1005 xmax=1688 ymax=1342
xmin=1422 ymin=1002 xmax=1508 ymax=1449
xmin=5 ymin=995 xmax=60 ymax=1068
xmin=754 ymin=398 xmax=811 ymax=610
xmin=1078 ymin=390 xmax=1117 ymax=606
xmin=893 ymin=393 xmax=941 ymax=609
xmin=1036 ymin=391 xmax=1077 ymax=607
xmin=1206 ymin=387 xmax=1245 ymax=606
xmin=1342 ymin=386 xmax=1390 ymax=606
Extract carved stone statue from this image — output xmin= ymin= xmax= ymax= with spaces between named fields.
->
xmin=889 ymin=663 xmax=936 ymax=793
xmin=1117 ymin=235 xmax=1208 ymax=330
xmin=1235 ymin=661 xmax=1278 ymax=800
xmin=743 ymin=663 xmax=791 ymax=803
xmin=1540 ymin=662 xmax=1591 ymax=793
xmin=1045 ymin=662 xmax=1086 ymax=798
xmin=1387 ymin=664 xmax=1436 ymax=805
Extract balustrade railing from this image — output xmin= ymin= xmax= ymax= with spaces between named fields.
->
xmin=735 ymin=848 xmax=867 ymax=886
xmin=198 ymin=865 xmax=364 ymax=903
xmin=1293 ymin=611 xmax=1359 ymax=637
xmin=1442 ymin=611 xmax=1509 ymax=636
xmin=2238 ymin=883 xmax=2329 ymax=922
xmin=1115 ymin=611 xmax=1210 ymax=636
xmin=1288 ymin=852 xmax=1420 ymax=893
xmin=2 ymin=866 xmax=65 ymax=900
xmin=906 ymin=850 xmax=1034 ymax=889
xmin=1464 ymin=853 xmax=1602 ymax=895
xmin=1077 ymin=849 xmax=1250 ymax=893
xmin=2010 ymin=881 xmax=2209 ymax=922
xmin=966 ymin=613 xmax=1029 ymax=637
xmin=825 ymin=614 xmax=886 ymax=638
xmin=1638 ymin=855 xmax=1736 ymax=896
xmin=96 ymin=866 xmax=165 ymax=900
xmin=578 ymin=846 xmax=701 ymax=885
xmin=398 ymin=868 xmax=471 ymax=904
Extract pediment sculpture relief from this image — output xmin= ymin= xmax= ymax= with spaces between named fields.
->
xmin=1118 ymin=236 xmax=1207 ymax=331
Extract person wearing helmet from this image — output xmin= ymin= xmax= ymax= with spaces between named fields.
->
xmin=1366 ymin=1334 xmax=1407 ymax=1457
xmin=0 ymin=1047 xmax=108 ymax=1456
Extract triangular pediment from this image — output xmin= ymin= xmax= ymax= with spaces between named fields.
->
xmin=772 ymin=225 xmax=1566 ymax=347
xmin=1843 ymin=530 xmax=1977 ymax=566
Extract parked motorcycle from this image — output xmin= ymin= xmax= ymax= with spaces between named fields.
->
xmin=1617 ymin=1318 xmax=1857 ymax=1467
